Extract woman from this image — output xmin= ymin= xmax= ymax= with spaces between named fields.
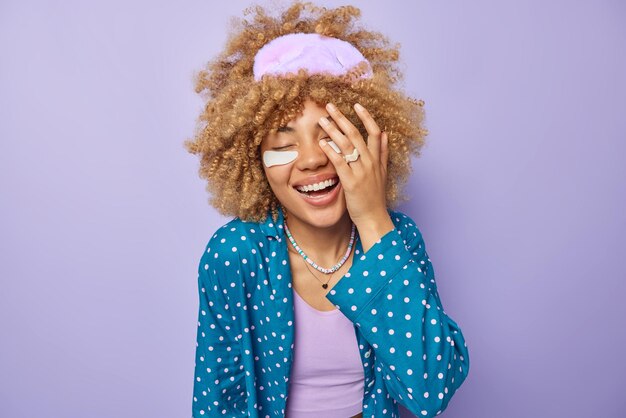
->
xmin=185 ymin=2 xmax=469 ymax=417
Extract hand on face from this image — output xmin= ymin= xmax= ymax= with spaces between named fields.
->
xmin=317 ymin=102 xmax=390 ymax=226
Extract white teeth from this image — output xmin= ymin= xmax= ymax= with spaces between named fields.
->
xmin=296 ymin=178 xmax=338 ymax=192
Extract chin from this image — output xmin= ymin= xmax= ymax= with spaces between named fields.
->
xmin=307 ymin=209 xmax=346 ymax=228
xmin=281 ymin=188 xmax=349 ymax=229
xmin=297 ymin=203 xmax=349 ymax=230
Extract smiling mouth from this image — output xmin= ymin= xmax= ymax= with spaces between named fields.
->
xmin=294 ymin=179 xmax=340 ymax=197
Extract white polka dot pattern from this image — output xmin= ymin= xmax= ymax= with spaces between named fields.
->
xmin=191 ymin=207 xmax=470 ymax=418
xmin=325 ymin=214 xmax=470 ymax=417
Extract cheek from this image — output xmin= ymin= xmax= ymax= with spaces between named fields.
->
xmin=264 ymin=165 xmax=292 ymax=188
xmin=263 ymin=171 xmax=295 ymax=208
xmin=261 ymin=150 xmax=297 ymax=192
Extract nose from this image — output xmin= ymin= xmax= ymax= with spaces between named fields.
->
xmin=294 ymin=139 xmax=329 ymax=171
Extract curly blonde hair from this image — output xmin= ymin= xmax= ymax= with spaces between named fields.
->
xmin=184 ymin=1 xmax=428 ymax=223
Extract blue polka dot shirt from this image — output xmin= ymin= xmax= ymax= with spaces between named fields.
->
xmin=192 ymin=206 xmax=469 ymax=417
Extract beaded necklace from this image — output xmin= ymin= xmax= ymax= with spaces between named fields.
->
xmin=283 ymin=220 xmax=356 ymax=277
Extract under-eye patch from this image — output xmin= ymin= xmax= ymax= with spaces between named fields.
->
xmin=263 ymin=150 xmax=299 ymax=167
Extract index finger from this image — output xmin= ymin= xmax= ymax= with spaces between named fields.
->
xmin=325 ymin=103 xmax=369 ymax=156
xmin=354 ymin=103 xmax=382 ymax=162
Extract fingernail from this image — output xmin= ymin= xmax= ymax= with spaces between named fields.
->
xmin=354 ymin=103 xmax=364 ymax=112
xmin=326 ymin=103 xmax=336 ymax=112
xmin=327 ymin=140 xmax=342 ymax=154
xmin=319 ymin=116 xmax=330 ymax=126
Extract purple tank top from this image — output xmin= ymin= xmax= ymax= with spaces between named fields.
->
xmin=285 ymin=289 xmax=364 ymax=418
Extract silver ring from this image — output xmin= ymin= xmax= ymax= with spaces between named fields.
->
xmin=343 ymin=148 xmax=360 ymax=163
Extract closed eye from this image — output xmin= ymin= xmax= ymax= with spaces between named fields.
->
xmin=272 ymin=145 xmax=294 ymax=150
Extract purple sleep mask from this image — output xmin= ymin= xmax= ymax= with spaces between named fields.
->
xmin=252 ymin=33 xmax=373 ymax=81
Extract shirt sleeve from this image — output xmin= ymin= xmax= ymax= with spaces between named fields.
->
xmin=326 ymin=212 xmax=470 ymax=418
xmin=192 ymin=240 xmax=247 ymax=417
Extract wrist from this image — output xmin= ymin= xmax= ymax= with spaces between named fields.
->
xmin=354 ymin=211 xmax=395 ymax=253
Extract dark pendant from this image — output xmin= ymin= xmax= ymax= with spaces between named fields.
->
xmin=322 ymin=283 xmax=328 ymax=289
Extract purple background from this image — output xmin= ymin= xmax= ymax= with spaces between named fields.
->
xmin=1 ymin=1 xmax=624 ymax=417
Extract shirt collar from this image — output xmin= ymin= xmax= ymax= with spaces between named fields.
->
xmin=259 ymin=205 xmax=285 ymax=239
